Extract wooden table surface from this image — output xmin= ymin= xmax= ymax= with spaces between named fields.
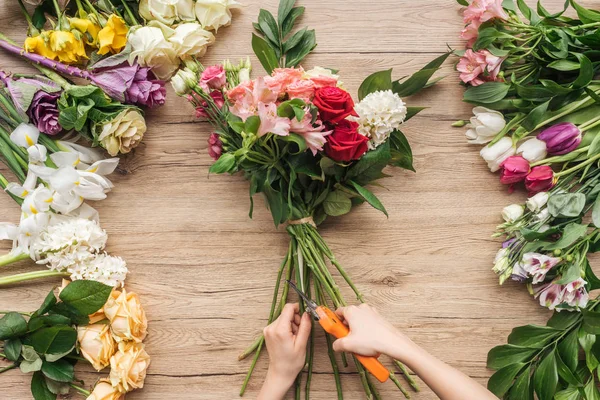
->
xmin=1 ymin=0 xmax=597 ymax=398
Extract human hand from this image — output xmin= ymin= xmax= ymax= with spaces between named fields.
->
xmin=263 ymin=303 xmax=312 ymax=386
xmin=332 ymin=304 xmax=416 ymax=361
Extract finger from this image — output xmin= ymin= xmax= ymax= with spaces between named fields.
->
xmin=292 ymin=323 xmax=299 ymax=335
xmin=295 ymin=313 xmax=312 ymax=349
xmin=294 ymin=314 xmax=301 ymax=326
xmin=334 ymin=307 xmax=348 ymax=325
xmin=281 ymin=303 xmax=300 ymax=322
xmin=332 ymin=337 xmax=349 ymax=353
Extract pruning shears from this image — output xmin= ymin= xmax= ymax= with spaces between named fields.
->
xmin=287 ymin=280 xmax=390 ymax=383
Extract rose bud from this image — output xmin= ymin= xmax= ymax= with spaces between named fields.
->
xmin=313 ymin=87 xmax=358 ymax=124
xmin=324 ymin=119 xmax=369 ymax=162
xmin=537 ymin=122 xmax=582 ymax=155
xmin=525 ymin=166 xmax=555 ymax=195
xmin=499 ymin=156 xmax=530 ymax=184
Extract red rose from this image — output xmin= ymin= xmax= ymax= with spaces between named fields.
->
xmin=324 ymin=120 xmax=368 ymax=162
xmin=313 ymin=87 xmax=358 ymax=123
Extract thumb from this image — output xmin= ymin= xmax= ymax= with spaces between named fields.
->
xmin=332 ymin=337 xmax=352 ymax=353
xmin=295 ymin=313 xmax=312 ymax=349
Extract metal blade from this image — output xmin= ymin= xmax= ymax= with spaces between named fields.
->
xmin=286 ymin=280 xmax=319 ymax=317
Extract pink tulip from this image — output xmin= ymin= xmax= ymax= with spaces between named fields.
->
xmin=525 ymin=166 xmax=554 ymax=195
xmin=499 ymin=156 xmax=530 ymax=184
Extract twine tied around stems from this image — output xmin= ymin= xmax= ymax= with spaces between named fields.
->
xmin=287 ymin=216 xmax=316 ymax=228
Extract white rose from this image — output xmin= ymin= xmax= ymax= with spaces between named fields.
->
xmin=517 ymin=138 xmax=547 ymax=163
xmin=502 ymin=204 xmax=524 ymax=223
xmin=139 ymin=0 xmax=178 ymax=25
xmin=128 ymin=25 xmax=179 ymax=80
xmin=195 ymin=0 xmax=241 ymax=31
xmin=526 ymin=192 xmax=549 ymax=212
xmin=97 ymin=109 xmax=147 ymax=156
xmin=176 ymin=0 xmax=196 ymax=20
xmin=480 ymin=137 xmax=515 ymax=172
xmin=169 ymin=23 xmax=215 ymax=58
xmin=466 ymin=107 xmax=506 ymax=144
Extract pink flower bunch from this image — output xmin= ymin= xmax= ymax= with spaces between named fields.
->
xmin=225 ymin=67 xmax=339 ymax=155
xmin=461 ymin=0 xmax=509 ymax=45
xmin=535 ymin=278 xmax=589 ymax=310
xmin=457 ymin=49 xmax=504 ymax=86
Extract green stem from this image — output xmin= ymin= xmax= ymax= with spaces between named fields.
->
xmin=354 ymin=357 xmax=373 ymax=400
xmin=69 ymin=383 xmax=91 ymax=396
xmin=239 ymin=337 xmax=265 ymax=396
xmin=0 ymin=125 xmax=28 ymax=161
xmin=582 ymin=118 xmax=600 ymax=133
xmin=0 ymin=364 xmax=16 ymax=374
xmin=0 ymin=252 xmax=29 ymax=267
xmin=530 ymin=146 xmax=589 ymax=167
xmin=317 ymin=281 xmax=343 ymax=400
xmin=394 ymin=360 xmax=420 ymax=392
xmin=0 ymin=91 xmax=23 ymax=124
xmin=16 ymin=0 xmax=34 ymax=27
xmin=119 ymin=0 xmax=139 ymax=25
xmin=533 ymin=95 xmax=596 ymax=133
xmin=0 ymin=270 xmax=70 ymax=286
xmin=389 ymin=372 xmax=411 ymax=399
xmin=556 ymin=153 xmax=600 ymax=178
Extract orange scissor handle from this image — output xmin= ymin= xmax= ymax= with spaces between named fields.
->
xmin=315 ymin=306 xmax=390 ymax=383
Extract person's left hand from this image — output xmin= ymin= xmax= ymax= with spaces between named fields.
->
xmin=263 ymin=303 xmax=312 ymax=385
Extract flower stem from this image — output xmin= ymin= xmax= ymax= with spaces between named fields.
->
xmin=0 ymin=364 xmax=17 ymax=374
xmin=119 ymin=0 xmax=139 ymax=26
xmin=239 ymin=337 xmax=264 ymax=396
xmin=0 ymin=252 xmax=30 ymax=267
xmin=0 ymin=270 xmax=70 ymax=286
xmin=556 ymin=153 xmax=600 ymax=178
xmin=394 ymin=360 xmax=420 ymax=392
xmin=16 ymin=0 xmax=35 ymax=28
xmin=69 ymin=383 xmax=91 ymax=396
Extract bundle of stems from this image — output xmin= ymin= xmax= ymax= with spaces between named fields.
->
xmin=238 ymin=222 xmax=419 ymax=399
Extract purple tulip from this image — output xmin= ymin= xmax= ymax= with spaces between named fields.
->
xmin=27 ymin=90 xmax=62 ymax=135
xmin=125 ymin=67 xmax=167 ymax=108
xmin=537 ymin=122 xmax=581 ymax=155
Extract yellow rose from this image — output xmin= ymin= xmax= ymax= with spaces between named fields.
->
xmin=86 ymin=379 xmax=124 ymax=400
xmin=69 ymin=18 xmax=101 ymax=46
xmin=104 ymin=289 xmax=148 ymax=342
xmin=77 ymin=323 xmax=117 ymax=371
xmin=96 ymin=109 xmax=147 ymax=157
xmin=49 ymin=31 xmax=87 ymax=63
xmin=109 ymin=342 xmax=151 ymax=393
xmin=98 ymin=15 xmax=128 ymax=55
xmin=24 ymin=32 xmax=57 ymax=60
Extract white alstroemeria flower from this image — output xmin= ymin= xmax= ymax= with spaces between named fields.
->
xmin=195 ymin=0 xmax=240 ymax=31
xmin=502 ymin=204 xmax=524 ymax=223
xmin=169 ymin=22 xmax=215 ymax=58
xmin=480 ymin=137 xmax=516 ymax=172
xmin=68 ymin=253 xmax=128 ymax=287
xmin=526 ymin=192 xmax=549 ymax=212
xmin=517 ymin=138 xmax=547 ymax=163
xmin=466 ymin=107 xmax=506 ymax=144
xmin=10 ymin=123 xmax=39 ymax=148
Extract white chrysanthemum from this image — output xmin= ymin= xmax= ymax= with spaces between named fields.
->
xmin=31 ymin=218 xmax=107 ymax=271
xmin=353 ymin=90 xmax=407 ymax=149
xmin=68 ymin=254 xmax=128 ymax=287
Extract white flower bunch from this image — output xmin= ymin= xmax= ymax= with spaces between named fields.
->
xmin=353 ymin=90 xmax=407 ymax=149
xmin=68 ymin=254 xmax=128 ymax=287
xmin=139 ymin=0 xmax=240 ymax=31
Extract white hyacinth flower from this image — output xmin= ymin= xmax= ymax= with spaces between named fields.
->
xmin=31 ymin=217 xmax=107 ymax=271
xmin=68 ymin=253 xmax=128 ymax=287
xmin=353 ymin=90 xmax=407 ymax=149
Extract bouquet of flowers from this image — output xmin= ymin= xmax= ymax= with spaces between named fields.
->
xmin=171 ymin=0 xmax=447 ymax=397
xmin=455 ymin=0 xmax=600 ymax=398
xmin=0 ymin=279 xmax=150 ymax=400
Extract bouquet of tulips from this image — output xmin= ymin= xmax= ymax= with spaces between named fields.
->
xmin=455 ymin=0 xmax=600 ymax=398
xmin=0 ymin=279 xmax=150 ymax=400
xmin=171 ymin=0 xmax=446 ymax=397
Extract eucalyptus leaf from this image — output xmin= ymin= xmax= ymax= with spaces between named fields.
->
xmin=548 ymin=193 xmax=586 ymax=218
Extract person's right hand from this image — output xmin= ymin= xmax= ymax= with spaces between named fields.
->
xmin=332 ymin=304 xmax=414 ymax=360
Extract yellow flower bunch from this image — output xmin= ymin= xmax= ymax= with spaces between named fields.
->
xmin=98 ymin=15 xmax=129 ymax=55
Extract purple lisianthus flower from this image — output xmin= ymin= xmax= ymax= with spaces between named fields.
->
xmin=27 ymin=90 xmax=62 ymax=135
xmin=125 ymin=66 xmax=166 ymax=108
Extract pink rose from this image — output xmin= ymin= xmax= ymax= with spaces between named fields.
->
xmin=309 ymin=75 xmax=337 ymax=89
xmin=286 ymin=80 xmax=316 ymax=102
xmin=464 ymin=0 xmax=508 ymax=24
xmin=457 ymin=49 xmax=503 ymax=86
xmin=264 ymin=68 xmax=303 ymax=97
xmin=200 ymin=65 xmax=226 ymax=91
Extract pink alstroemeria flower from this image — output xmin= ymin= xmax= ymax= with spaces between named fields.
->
xmin=290 ymin=111 xmax=332 ymax=155
xmin=457 ymin=49 xmax=503 ymax=86
xmin=464 ymin=0 xmax=508 ymax=24
xmin=257 ymin=102 xmax=291 ymax=137
xmin=230 ymin=77 xmax=278 ymax=121
xmin=461 ymin=19 xmax=481 ymax=46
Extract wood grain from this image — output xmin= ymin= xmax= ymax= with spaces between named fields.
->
xmin=0 ymin=0 xmax=597 ymax=398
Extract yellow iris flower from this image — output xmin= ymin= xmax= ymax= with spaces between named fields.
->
xmin=49 ymin=31 xmax=88 ymax=63
xmin=98 ymin=15 xmax=129 ymax=56
xmin=69 ymin=17 xmax=101 ymax=46
xmin=24 ymin=32 xmax=57 ymax=59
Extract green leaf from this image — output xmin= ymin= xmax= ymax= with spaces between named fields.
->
xmin=388 ymin=130 xmax=414 ymax=171
xmin=348 ymin=181 xmax=388 ymax=217
xmin=509 ymin=366 xmax=532 ymax=400
xmin=464 ymin=82 xmax=510 ymax=104
xmin=44 ymin=378 xmax=70 ymax=396
xmin=33 ymin=290 xmax=58 ymax=318
xmin=28 ymin=315 xmax=73 ymax=333
xmin=585 ymin=378 xmax=600 ymax=400
xmin=556 ymin=351 xmax=582 ymax=386
xmin=583 ymin=309 xmax=600 ymax=334
xmin=517 ymin=0 xmax=540 ymax=24
xmin=555 ymin=262 xmax=581 ymax=285
xmin=323 ymin=190 xmax=352 ymax=217
xmin=555 ymin=386 xmax=583 ymax=400
xmin=548 ymin=193 xmax=586 ymax=218
xmin=59 ymin=280 xmax=112 ymax=316
xmin=29 ymin=326 xmax=77 ymax=356
xmin=488 ymin=363 xmax=526 ymax=398
xmin=346 ymin=141 xmax=392 ymax=185
xmin=281 ymin=7 xmax=305 ymax=37
xmin=280 ymin=133 xmax=307 ymax=153
xmin=285 ymin=29 xmax=316 ymax=68
xmin=48 ymin=303 xmax=89 ymax=326
xmin=548 ymin=59 xmax=581 ymax=72
xmin=20 ymin=345 xmax=43 ymax=373
xmin=358 ymin=69 xmax=393 ymax=101
xmin=65 ymin=85 xmax=98 ymax=98
xmin=543 ymin=223 xmax=588 ymax=251
xmin=258 ymin=9 xmax=280 ymax=47
xmin=245 ymin=115 xmax=261 ymax=134
xmin=521 ymin=100 xmax=550 ymax=132
xmin=283 ymin=27 xmax=307 ymax=53
xmin=405 ymin=107 xmax=426 ymax=121
xmin=548 ymin=311 xmax=581 ymax=330
xmin=31 ymin=371 xmax=56 ymax=400
xmin=571 ymin=0 xmax=600 ymax=24
xmin=533 ymin=350 xmax=558 ymax=400
xmin=252 ymin=34 xmax=279 ymax=74
xmin=584 ymin=259 xmax=600 ymax=290
xmin=573 ymin=54 xmax=594 ymax=89
xmin=392 ymin=53 xmax=450 ymax=97
xmin=263 ymin=182 xmax=288 ymax=226
xmin=487 ymin=345 xmax=537 ymax=370
xmin=0 ymin=312 xmax=28 ymax=340
xmin=41 ymin=360 xmax=74 ymax=383
xmin=209 ymin=153 xmax=236 ymax=174
xmin=456 ymin=0 xmax=469 ymax=5
xmin=507 ymin=325 xmax=561 ymax=348
xmin=278 ymin=0 xmax=295 ymax=26
xmin=4 ymin=338 xmax=22 ymax=362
